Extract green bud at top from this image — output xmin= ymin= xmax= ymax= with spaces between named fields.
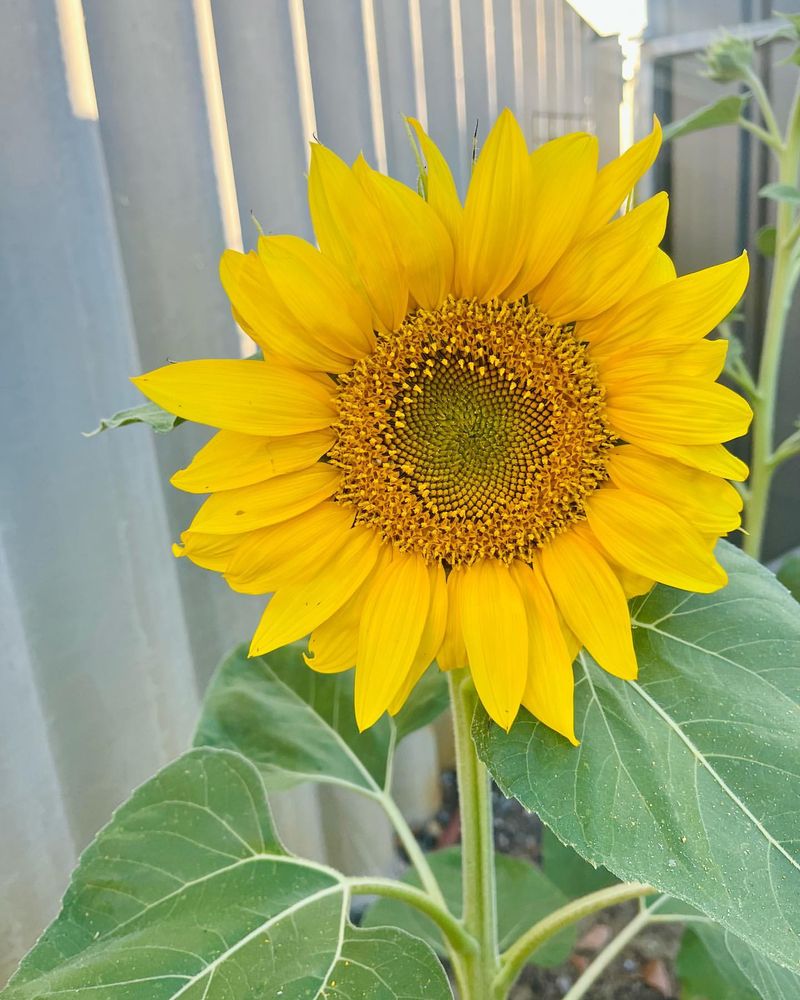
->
xmin=702 ymin=34 xmax=754 ymax=83
xmin=779 ymin=12 xmax=800 ymax=37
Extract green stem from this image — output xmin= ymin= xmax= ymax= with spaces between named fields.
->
xmin=347 ymin=877 xmax=477 ymax=955
xmin=771 ymin=426 xmax=800 ymax=468
xmin=744 ymin=77 xmax=800 ymax=559
xmin=560 ymin=894 xmax=668 ymax=1000
xmin=449 ymin=670 xmax=499 ymax=999
xmin=739 ymin=116 xmax=783 ymax=153
xmin=493 ymin=881 xmax=656 ymax=996
xmin=379 ymin=790 xmax=447 ymax=908
xmin=744 ymin=68 xmax=784 ymax=150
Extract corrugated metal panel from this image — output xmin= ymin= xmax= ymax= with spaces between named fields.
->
xmin=0 ymin=0 xmax=614 ymax=982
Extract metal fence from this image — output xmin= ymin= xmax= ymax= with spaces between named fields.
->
xmin=0 ymin=0 xmax=616 ymax=983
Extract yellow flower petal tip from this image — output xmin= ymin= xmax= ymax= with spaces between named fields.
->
xmin=136 ymin=110 xmax=748 ymax=743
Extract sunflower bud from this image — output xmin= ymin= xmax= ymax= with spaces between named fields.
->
xmin=702 ymin=34 xmax=754 ymax=83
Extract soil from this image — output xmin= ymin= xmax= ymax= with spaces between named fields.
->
xmin=411 ymin=770 xmax=684 ymax=1000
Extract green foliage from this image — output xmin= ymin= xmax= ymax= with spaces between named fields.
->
xmin=702 ymin=34 xmax=754 ymax=83
xmin=759 ymin=182 xmax=800 ymax=204
xmin=756 ymin=225 xmax=777 ymax=256
xmin=777 ymin=551 xmax=800 ymax=602
xmin=678 ymin=922 xmax=800 ymax=1000
xmin=662 ymin=95 xmax=749 ymax=142
xmin=194 ymin=644 xmax=449 ymax=796
xmin=84 ymin=400 xmax=183 ymax=436
xmin=361 ymin=847 xmax=575 ymax=967
xmin=475 ymin=542 xmax=800 ymax=973
xmin=540 ymin=826 xmax=616 ymax=899
xmin=677 ymin=926 xmax=759 ymax=1000
xmin=0 ymin=749 xmax=452 ymax=1000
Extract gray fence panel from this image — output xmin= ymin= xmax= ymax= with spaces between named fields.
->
xmin=0 ymin=0 xmax=202 ymax=978
xmin=1 ymin=0 xmax=613 ymax=984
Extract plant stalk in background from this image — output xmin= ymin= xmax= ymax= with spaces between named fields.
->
xmin=743 ymin=75 xmax=800 ymax=558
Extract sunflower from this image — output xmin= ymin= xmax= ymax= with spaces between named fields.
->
xmin=133 ymin=110 xmax=750 ymax=743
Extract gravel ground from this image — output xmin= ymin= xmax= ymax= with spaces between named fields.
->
xmin=412 ymin=771 xmax=684 ymax=1000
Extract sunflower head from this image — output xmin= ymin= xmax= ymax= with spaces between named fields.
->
xmin=133 ymin=109 xmax=751 ymax=743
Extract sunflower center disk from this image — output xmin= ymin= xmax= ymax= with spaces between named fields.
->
xmin=331 ymin=296 xmax=615 ymax=566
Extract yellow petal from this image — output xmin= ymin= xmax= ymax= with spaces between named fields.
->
xmin=354 ymin=156 xmax=454 ymax=310
xmin=305 ymin=607 xmax=360 ymax=674
xmin=388 ymin=563 xmax=448 ymax=716
xmin=305 ymin=545 xmax=393 ymax=675
xmin=622 ymin=437 xmax=749 ymax=481
xmin=607 ymin=445 xmax=742 ymax=534
xmin=510 ymin=562 xmax=577 ymax=745
xmin=504 ymin=133 xmax=599 ymax=299
xmin=597 ymin=338 xmax=728 ymax=388
xmin=132 ymin=359 xmax=337 ymax=436
xmin=249 ymin=525 xmax=383 ymax=656
xmin=584 ymin=253 xmax=749 ymax=357
xmin=679 ymin=339 xmax=728 ymax=379
xmin=171 ymin=429 xmax=334 ymax=494
xmin=355 ymin=550 xmax=431 ymax=731
xmin=437 ymin=568 xmax=468 ymax=670
xmin=606 ymin=378 xmax=752 ymax=445
xmin=575 ymin=248 xmax=675 ymax=348
xmin=219 ymin=250 xmax=354 ymax=371
xmin=172 ymin=530 xmax=249 ymax=572
xmin=460 ymin=559 xmax=527 ymax=731
xmin=540 ymin=528 xmax=637 ymax=681
xmin=257 ymin=235 xmax=375 ymax=356
xmin=309 ymin=143 xmax=406 ymax=332
xmin=533 ymin=193 xmax=668 ymax=322
xmin=188 ymin=465 xmax=341 ymax=534
xmin=586 ymin=488 xmax=727 ymax=593
xmin=575 ymin=117 xmax=662 ymax=238
xmin=456 ymin=109 xmax=532 ymax=301
xmin=224 ymin=502 xmax=355 ymax=593
xmin=636 ymin=248 xmax=676 ymax=292
xmin=610 ymin=560 xmax=655 ymax=600
xmin=408 ymin=117 xmax=463 ymax=248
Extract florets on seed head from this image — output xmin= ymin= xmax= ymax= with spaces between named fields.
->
xmin=330 ymin=295 xmax=615 ymax=565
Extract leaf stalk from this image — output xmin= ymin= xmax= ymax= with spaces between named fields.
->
xmin=492 ymin=881 xmax=656 ymax=997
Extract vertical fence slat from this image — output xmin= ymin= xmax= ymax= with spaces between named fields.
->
xmin=212 ymin=0 xmax=315 ymax=246
xmin=493 ymin=0 xmax=520 ymax=116
xmin=459 ymin=0 xmax=493 ymax=148
xmin=303 ymin=0 xmax=377 ymax=163
xmin=420 ymin=0 xmax=468 ymax=190
xmin=372 ymin=0 xmax=420 ymax=184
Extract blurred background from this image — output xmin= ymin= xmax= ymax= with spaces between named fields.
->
xmin=2 ymin=0 xmax=800 ymax=985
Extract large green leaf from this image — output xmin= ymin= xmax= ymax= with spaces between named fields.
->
xmin=476 ymin=542 xmax=800 ymax=973
xmin=2 ymin=748 xmax=451 ymax=999
xmin=677 ymin=926 xmax=759 ymax=1000
xmin=194 ymin=644 xmax=449 ymax=797
xmin=679 ymin=921 xmax=800 ymax=1000
xmin=361 ymin=846 xmax=575 ymax=967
